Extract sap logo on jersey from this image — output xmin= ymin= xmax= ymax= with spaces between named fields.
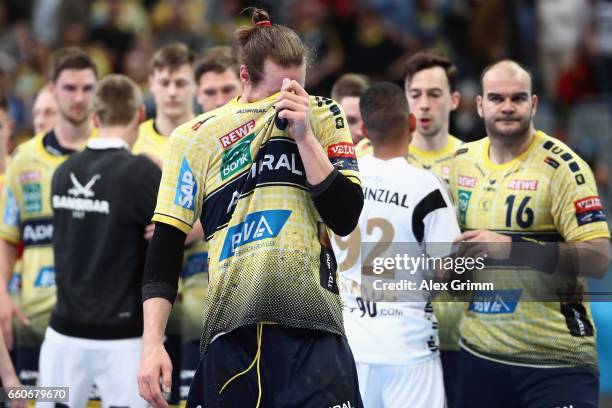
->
xmin=219 ymin=120 xmax=256 ymax=149
xmin=468 ymin=289 xmax=522 ymax=314
xmin=34 ymin=266 xmax=55 ymax=287
xmin=220 ymin=209 xmax=291 ymax=260
xmin=174 ymin=157 xmax=198 ymax=211
xmin=3 ymin=188 xmax=19 ymax=226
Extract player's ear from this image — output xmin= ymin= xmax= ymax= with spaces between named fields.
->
xmin=361 ymin=122 xmax=368 ymax=139
xmin=92 ymin=112 xmax=100 ymax=128
xmin=408 ymin=113 xmax=416 ymax=133
xmin=476 ymin=95 xmax=484 ymax=118
xmin=450 ymin=91 xmax=461 ymax=111
xmin=530 ymin=93 xmax=538 ymax=118
xmin=239 ymin=65 xmax=250 ymax=86
xmin=137 ymin=105 xmax=146 ymax=124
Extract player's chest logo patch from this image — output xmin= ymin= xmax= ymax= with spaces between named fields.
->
xmin=457 ymin=189 xmax=472 ymax=224
xmin=22 ymin=182 xmax=42 ymax=214
xmin=219 ymin=209 xmax=291 ymax=260
xmin=468 ymin=289 xmax=522 ymax=314
xmin=221 ymin=134 xmax=255 ymax=180
xmin=507 ymin=179 xmax=538 ymax=191
xmin=218 ymin=120 xmax=256 ymax=149
xmin=457 ymin=175 xmax=477 ymax=188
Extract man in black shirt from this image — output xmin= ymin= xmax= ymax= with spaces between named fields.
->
xmin=39 ymin=74 xmax=160 ymax=408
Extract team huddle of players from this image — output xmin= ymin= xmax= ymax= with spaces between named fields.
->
xmin=0 ymin=15 xmax=610 ymax=408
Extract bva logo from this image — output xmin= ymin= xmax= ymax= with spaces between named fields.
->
xmin=174 ymin=157 xmax=198 ymax=211
xmin=34 ymin=267 xmax=55 ymax=287
xmin=220 ymin=210 xmax=291 ymax=260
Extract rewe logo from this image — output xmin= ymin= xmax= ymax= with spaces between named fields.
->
xmin=68 ymin=173 xmax=100 ymax=198
xmin=174 ymin=157 xmax=198 ymax=211
xmin=507 ymin=179 xmax=538 ymax=191
xmin=219 ymin=120 xmax=256 ymax=149
xmin=457 ymin=175 xmax=477 ymax=188
xmin=220 ymin=210 xmax=291 ymax=260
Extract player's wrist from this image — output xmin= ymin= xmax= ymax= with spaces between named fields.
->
xmin=509 ymin=236 xmax=559 ymax=274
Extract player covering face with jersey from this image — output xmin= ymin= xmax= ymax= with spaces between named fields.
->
xmin=138 ymin=8 xmax=364 ymax=408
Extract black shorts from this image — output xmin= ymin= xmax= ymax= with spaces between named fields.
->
xmin=186 ymin=323 xmax=363 ymax=408
xmin=164 ymin=333 xmax=182 ymax=406
xmin=456 ymin=348 xmax=599 ymax=408
xmin=441 ymin=350 xmax=461 ymax=408
xmin=181 ymin=339 xmax=201 ymax=402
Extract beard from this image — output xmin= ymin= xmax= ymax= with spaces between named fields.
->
xmin=484 ymin=112 xmax=532 ymax=140
xmin=60 ymin=105 xmax=89 ymax=126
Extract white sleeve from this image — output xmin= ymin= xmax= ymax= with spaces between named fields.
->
xmin=421 ymin=179 xmax=461 ymax=257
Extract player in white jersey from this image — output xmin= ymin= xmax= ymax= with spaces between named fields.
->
xmin=332 ymin=82 xmax=460 ymax=408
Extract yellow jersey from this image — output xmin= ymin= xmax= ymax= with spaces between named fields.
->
xmin=0 ymin=131 xmax=92 ymax=342
xmin=153 ymin=94 xmax=361 ymax=348
xmin=449 ymin=130 xmax=610 ymax=368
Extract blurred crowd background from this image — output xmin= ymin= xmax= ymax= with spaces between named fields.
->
xmin=1 ymin=0 xmax=612 ymax=400
xmin=2 ymin=0 xmax=612 ymax=207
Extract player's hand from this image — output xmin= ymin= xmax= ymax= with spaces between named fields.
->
xmin=275 ymin=78 xmax=313 ymax=143
xmin=0 ymin=291 xmax=29 ymax=349
xmin=144 ymin=224 xmax=155 ymax=241
xmin=453 ymin=229 xmax=511 ymax=260
xmin=137 ymin=340 xmax=172 ymax=408
xmin=2 ymin=374 xmax=26 ymax=408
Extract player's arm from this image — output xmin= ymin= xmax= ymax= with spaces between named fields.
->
xmin=0 ymin=167 xmax=29 ymax=349
xmin=276 ymin=79 xmax=363 ymax=236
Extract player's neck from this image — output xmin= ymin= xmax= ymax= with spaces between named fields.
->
xmin=0 ymin=150 xmax=6 ymax=174
xmin=411 ymin=130 xmax=448 ymax=152
xmin=372 ymin=142 xmax=409 ymax=161
xmin=98 ymin=127 xmax=135 ymax=148
xmin=488 ymin=126 xmax=535 ymax=164
xmin=156 ymin=113 xmax=193 ymax=137
xmin=54 ymin=118 xmax=91 ymax=151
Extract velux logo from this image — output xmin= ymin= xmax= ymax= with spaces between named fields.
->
xmin=220 ymin=210 xmax=291 ymax=260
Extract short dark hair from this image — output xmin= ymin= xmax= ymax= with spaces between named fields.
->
xmin=479 ymin=59 xmax=533 ymax=94
xmin=194 ymin=46 xmax=239 ymax=83
xmin=150 ymin=42 xmax=196 ymax=73
xmin=330 ymin=73 xmax=370 ymax=102
xmin=51 ymin=47 xmax=97 ymax=82
xmin=93 ymin=75 xmax=143 ymax=126
xmin=403 ymin=51 xmax=457 ymax=92
xmin=0 ymin=94 xmax=8 ymax=113
xmin=359 ymin=82 xmax=409 ymax=142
